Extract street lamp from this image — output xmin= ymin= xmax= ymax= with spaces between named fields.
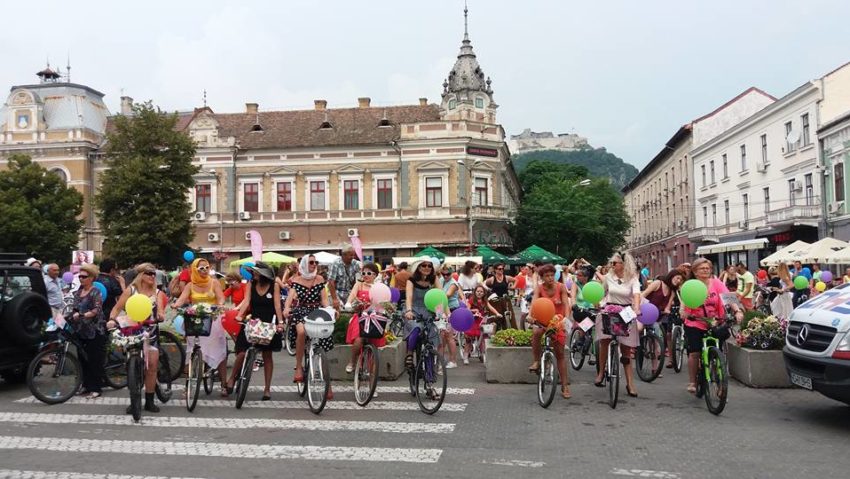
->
xmin=458 ymin=158 xmax=483 ymax=252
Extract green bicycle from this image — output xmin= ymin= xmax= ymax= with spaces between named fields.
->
xmin=694 ymin=308 xmax=735 ymax=416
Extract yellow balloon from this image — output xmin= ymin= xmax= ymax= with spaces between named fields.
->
xmin=126 ymin=293 xmax=153 ymax=323
xmin=815 ymin=281 xmax=827 ymax=292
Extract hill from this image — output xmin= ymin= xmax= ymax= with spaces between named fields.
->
xmin=512 ymin=148 xmax=639 ymax=191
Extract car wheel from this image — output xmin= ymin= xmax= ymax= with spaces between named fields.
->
xmin=2 ymin=292 xmax=50 ymax=344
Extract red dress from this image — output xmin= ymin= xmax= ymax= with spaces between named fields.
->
xmin=536 ymin=282 xmax=567 ymax=346
xmin=345 ymin=289 xmax=387 ymax=347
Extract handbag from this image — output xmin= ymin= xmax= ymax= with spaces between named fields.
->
xmin=359 ymin=310 xmax=388 ymax=339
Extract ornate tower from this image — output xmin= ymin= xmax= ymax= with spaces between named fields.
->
xmin=440 ymin=4 xmax=497 ymax=123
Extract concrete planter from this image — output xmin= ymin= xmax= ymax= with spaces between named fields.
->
xmin=326 ymin=339 xmax=406 ymax=381
xmin=485 ymin=341 xmax=537 ymax=384
xmin=727 ymin=343 xmax=792 ymax=388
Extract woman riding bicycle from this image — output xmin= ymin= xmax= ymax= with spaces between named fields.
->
xmin=230 ymin=262 xmax=283 ymax=401
xmin=283 ymin=254 xmax=334 ymax=398
xmin=484 ymin=263 xmax=516 ymax=329
xmin=593 ymin=252 xmax=641 ymax=398
xmin=642 ymin=269 xmax=685 ymax=369
xmin=109 ymin=263 xmax=167 ymax=413
xmin=528 ymin=264 xmax=571 ymax=399
xmin=464 ymin=285 xmax=501 ymax=364
xmin=343 ymin=262 xmax=386 ymax=374
xmin=174 ymin=258 xmax=227 ymax=396
xmin=681 ymin=258 xmax=744 ymax=394
xmin=403 ymin=258 xmax=440 ymax=370
xmin=438 ymin=264 xmax=462 ymax=369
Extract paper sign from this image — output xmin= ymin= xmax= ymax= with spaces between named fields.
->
xmin=620 ymin=308 xmax=637 ymax=324
xmin=579 ymin=318 xmax=594 ymax=332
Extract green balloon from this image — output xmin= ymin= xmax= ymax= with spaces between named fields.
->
xmin=681 ymin=279 xmax=708 ymax=308
xmin=793 ymin=275 xmax=809 ymax=290
xmin=424 ymin=288 xmax=448 ymax=313
xmin=582 ymin=281 xmax=605 ymax=305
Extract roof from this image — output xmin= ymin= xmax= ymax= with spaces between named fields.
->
xmin=691 ymin=87 xmax=776 ymax=124
xmin=818 ymin=109 xmax=850 ymax=134
xmin=2 ymin=83 xmax=110 ymax=134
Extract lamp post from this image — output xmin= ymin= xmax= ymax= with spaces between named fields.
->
xmin=458 ymin=159 xmax=483 ymax=253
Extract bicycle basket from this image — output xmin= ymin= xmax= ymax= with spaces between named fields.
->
xmin=359 ymin=311 xmax=388 ymax=339
xmin=245 ymin=319 xmax=276 ymax=345
xmin=602 ymin=314 xmax=630 ymax=337
xmin=185 ymin=315 xmax=213 ymax=337
xmin=481 ymin=323 xmax=496 ymax=335
xmin=304 ymin=308 xmax=335 ymax=339
xmin=111 ymin=328 xmax=144 ymax=349
xmin=434 ymin=319 xmax=449 ymax=331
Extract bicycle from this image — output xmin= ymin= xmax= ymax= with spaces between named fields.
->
xmin=537 ymin=329 xmax=560 ymax=408
xmin=752 ymin=285 xmax=773 ymax=316
xmin=669 ymin=309 xmax=686 ymax=374
xmin=458 ymin=314 xmax=495 ymax=364
xmin=405 ymin=312 xmax=448 ymax=415
xmin=177 ymin=305 xmax=219 ymax=412
xmin=284 ymin=318 xmax=296 ymax=356
xmin=111 ymin=324 xmax=172 ymax=422
xmin=598 ymin=311 xmax=631 ymax=409
xmin=234 ymin=315 xmax=278 ymax=409
xmin=202 ymin=340 xmax=233 ymax=395
xmin=352 ymin=308 xmax=389 ymax=407
xmin=297 ymin=309 xmax=335 ymax=414
xmin=489 ymin=294 xmax=515 ymax=331
xmin=569 ymin=308 xmax=597 ymax=371
xmin=636 ymin=322 xmax=665 ymax=383
xmin=693 ymin=307 xmax=736 ymax=416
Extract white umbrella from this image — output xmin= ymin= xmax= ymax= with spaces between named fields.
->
xmin=313 ymin=251 xmax=340 ymax=265
xmin=760 ymin=240 xmax=810 ymax=266
xmin=825 ymin=245 xmax=850 ymax=264
xmin=790 ymin=237 xmax=850 ymax=264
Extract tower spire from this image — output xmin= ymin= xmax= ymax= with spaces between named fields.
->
xmin=463 ymin=1 xmax=469 ymax=41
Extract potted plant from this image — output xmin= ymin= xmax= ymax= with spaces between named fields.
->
xmin=485 ymin=328 xmax=537 ymax=383
xmin=728 ymin=315 xmax=791 ymax=387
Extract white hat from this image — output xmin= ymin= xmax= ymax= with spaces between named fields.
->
xmin=25 ymin=257 xmax=40 ymax=267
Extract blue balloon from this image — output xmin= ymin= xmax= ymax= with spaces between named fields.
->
xmin=93 ymin=281 xmax=107 ymax=301
xmin=240 ymin=267 xmax=253 ymax=281
xmin=243 ymin=262 xmax=255 ymax=268
xmin=555 ymin=270 xmax=562 ymax=282
xmin=641 ymin=268 xmax=650 ymax=277
xmin=183 ymin=250 xmax=195 ymax=262
xmin=172 ymin=315 xmax=185 ymax=336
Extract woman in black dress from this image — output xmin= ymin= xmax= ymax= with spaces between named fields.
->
xmin=231 ymin=262 xmax=283 ymax=400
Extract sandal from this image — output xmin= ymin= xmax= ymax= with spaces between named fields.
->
xmin=626 ymin=386 xmax=638 ymax=398
xmin=594 ymin=377 xmax=605 ymax=387
xmin=686 ymin=383 xmax=697 ymax=394
xmin=561 ymin=387 xmax=571 ymax=399
xmin=293 ymin=370 xmax=304 ymax=383
xmin=404 ymin=353 xmax=414 ymax=369
xmin=345 ymin=363 xmax=354 ymax=374
xmin=262 ymin=395 xmax=271 ymax=401
xmin=326 ymin=389 xmax=334 ymax=401
xmin=528 ymin=362 xmax=540 ymax=373
xmin=86 ymin=392 xmax=101 ymax=399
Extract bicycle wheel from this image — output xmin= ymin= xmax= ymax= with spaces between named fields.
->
xmin=158 ymin=330 xmax=186 ymax=382
xmin=569 ymin=333 xmax=586 ymax=371
xmin=672 ymin=326 xmax=685 ymax=373
xmin=354 ymin=344 xmax=379 ymax=407
xmin=127 ymin=354 xmax=143 ymax=422
xmin=185 ymin=350 xmax=202 ymax=412
xmin=103 ymin=346 xmax=128 ymax=390
xmin=637 ymin=333 xmax=664 ymax=383
xmin=306 ymin=350 xmax=330 ymax=414
xmin=608 ymin=344 xmax=620 ymax=409
xmin=155 ymin=348 xmax=173 ymax=404
xmin=285 ymin=322 xmax=296 ymax=357
xmin=537 ymin=350 xmax=557 ymax=408
xmin=296 ymin=353 xmax=308 ymax=397
xmin=704 ymin=346 xmax=728 ymax=415
xmin=27 ymin=348 xmax=82 ymax=405
xmin=202 ymin=364 xmax=214 ymax=395
xmin=415 ymin=349 xmax=447 ymax=415
xmin=235 ymin=348 xmax=256 ymax=409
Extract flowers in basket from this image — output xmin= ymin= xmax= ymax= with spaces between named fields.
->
xmin=546 ymin=314 xmax=566 ymax=334
xmin=736 ymin=315 xmax=787 ymax=350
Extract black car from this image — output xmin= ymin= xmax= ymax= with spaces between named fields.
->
xmin=0 ymin=256 xmax=51 ymax=384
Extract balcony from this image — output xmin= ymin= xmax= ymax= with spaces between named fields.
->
xmin=471 ymin=205 xmax=511 ymax=219
xmin=688 ymin=227 xmax=719 ymax=243
xmin=766 ymin=200 xmax=820 ymax=225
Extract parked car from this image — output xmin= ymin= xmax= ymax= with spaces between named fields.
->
xmin=0 ymin=255 xmax=51 ymax=384
xmin=783 ymin=284 xmax=850 ymax=405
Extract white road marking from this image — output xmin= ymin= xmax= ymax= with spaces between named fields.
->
xmin=0 ymin=470 xmax=205 ymax=479
xmin=15 ymin=396 xmax=467 ymax=411
xmin=483 ymin=459 xmax=545 ymax=468
xmin=0 ymin=412 xmax=454 ymax=434
xmin=610 ymin=469 xmax=681 ymax=478
xmin=168 ymin=385 xmax=476 ymax=395
xmin=0 ymin=435 xmax=442 ymax=463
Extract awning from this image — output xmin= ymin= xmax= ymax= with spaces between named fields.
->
xmin=695 ymin=238 xmax=768 ymax=256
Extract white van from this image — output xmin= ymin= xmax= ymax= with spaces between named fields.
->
xmin=783 ymin=283 xmax=850 ymax=405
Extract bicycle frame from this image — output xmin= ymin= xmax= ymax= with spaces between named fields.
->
xmin=700 ymin=335 xmax=723 ymax=379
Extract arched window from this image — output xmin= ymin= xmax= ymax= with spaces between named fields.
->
xmin=49 ymin=168 xmax=68 ymax=184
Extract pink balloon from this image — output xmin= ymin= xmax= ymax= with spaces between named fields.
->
xmin=370 ymin=283 xmax=391 ymax=305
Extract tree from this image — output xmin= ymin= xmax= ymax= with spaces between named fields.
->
xmin=0 ymin=155 xmax=84 ymax=263
xmin=95 ymin=101 xmax=198 ymax=266
xmin=512 ymin=160 xmax=631 ymax=265
xmin=514 ymin=148 xmax=639 ymax=191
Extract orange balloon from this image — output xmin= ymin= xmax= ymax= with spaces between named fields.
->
xmin=530 ymin=298 xmax=556 ymax=327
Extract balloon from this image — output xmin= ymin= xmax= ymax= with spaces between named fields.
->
xmin=125 ymin=293 xmax=153 ymax=323
xmin=565 ymin=278 xmax=573 ymax=290
xmin=172 ymin=315 xmax=185 ymax=335
xmin=370 ymin=283 xmax=392 ymax=305
xmin=221 ymin=309 xmax=241 ymax=336
xmin=452 ymin=272 xmax=459 ymax=281
xmin=530 ymin=298 xmax=556 ymax=326
xmin=555 ymin=270 xmax=561 ymax=282
xmin=815 ymin=281 xmax=827 ymax=292
xmin=62 ymin=272 xmax=74 ymax=284
xmin=802 ymin=267 xmax=811 ymax=275
xmin=794 ymin=275 xmax=809 ymax=290
xmin=240 ymin=267 xmax=253 ymax=281
xmin=93 ymin=281 xmax=108 ymax=301
xmin=183 ymin=250 xmax=195 ymax=262
xmin=821 ymin=271 xmax=833 ymax=283
xmin=680 ymin=279 xmax=708 ymax=308
xmin=641 ymin=268 xmax=650 ymax=277
xmin=801 ymin=269 xmax=812 ymax=280
xmin=639 ymin=303 xmax=660 ymax=325
xmin=449 ymin=307 xmax=474 ymax=332
xmin=243 ymin=262 xmax=255 ymax=269
xmin=581 ymin=281 xmax=605 ymax=305
xmin=424 ymin=288 xmax=448 ymax=313
xmin=757 ymin=269 xmax=768 ymax=281
xmin=389 ymin=287 xmax=401 ymax=303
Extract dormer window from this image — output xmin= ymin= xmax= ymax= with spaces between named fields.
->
xmin=377 ymin=111 xmax=391 ymax=128
xmin=319 ymin=113 xmax=333 ymax=130
xmin=475 ymin=97 xmax=484 ymax=108
xmin=449 ymin=99 xmax=457 ymax=110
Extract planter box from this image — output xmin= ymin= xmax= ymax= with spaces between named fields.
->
xmin=326 ymin=339 xmax=406 ymax=381
xmin=485 ymin=340 xmax=537 ymax=384
xmin=727 ymin=343 xmax=792 ymax=388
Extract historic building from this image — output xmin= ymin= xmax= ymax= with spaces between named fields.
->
xmin=623 ymin=88 xmax=775 ymax=275
xmin=508 ymin=128 xmax=589 ymax=154
xmin=818 ymin=62 xmax=850 ymax=240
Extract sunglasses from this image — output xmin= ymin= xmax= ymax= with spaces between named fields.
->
xmin=362 ymin=271 xmax=375 ymax=276
xmin=143 ymin=271 xmax=156 ymax=277
xmin=308 ymin=260 xmax=317 ymax=265
xmin=197 ymin=266 xmax=210 ymax=272
xmin=441 ymin=271 xmax=451 ymax=275
xmin=78 ymin=274 xmax=90 ymax=279
xmin=420 ymin=264 xmax=433 ymax=269
xmin=496 ymin=268 xmax=504 ymax=271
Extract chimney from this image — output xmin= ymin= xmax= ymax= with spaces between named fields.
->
xmin=419 ymin=98 xmax=428 ymax=106
xmin=245 ymin=103 xmax=258 ymax=114
xmin=314 ymin=99 xmax=327 ymax=111
xmin=120 ymin=96 xmax=133 ymax=116
xmin=358 ymin=97 xmax=371 ymax=108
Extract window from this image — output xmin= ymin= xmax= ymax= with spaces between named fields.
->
xmin=276 ymin=182 xmax=292 ymax=211
xmin=761 ymin=134 xmax=768 ymax=163
xmin=709 ymin=160 xmax=715 ymax=184
xmin=243 ymin=183 xmax=259 ymax=212
xmin=448 ymin=99 xmax=457 ymax=110
xmin=742 ymin=194 xmax=749 ymax=222
xmin=703 ymin=206 xmax=708 ymax=226
xmin=740 ymin=144 xmax=747 ymax=171
xmin=722 ymin=155 xmax=728 ymax=179
xmin=474 ymin=177 xmax=488 ymax=206
xmin=805 ymin=173 xmax=814 ymax=205
xmin=701 ymin=165 xmax=706 ymax=187
xmin=836 ymin=163 xmax=846 ymax=202
xmin=50 ymin=168 xmax=68 ymax=184
xmin=377 ymin=178 xmax=393 ymax=209
xmin=711 ymin=204 xmax=717 ymax=226
xmin=788 ymin=179 xmax=796 ymax=207
xmin=801 ymin=113 xmax=810 ymax=146
xmin=310 ymin=181 xmax=325 ymax=210
xmin=785 ymin=121 xmax=795 ymax=152
xmin=475 ymin=97 xmax=484 ymax=108
xmin=724 ymin=200 xmax=730 ymax=225
xmin=195 ymin=184 xmax=211 ymax=213
xmin=343 ymin=180 xmax=359 ymax=210
xmin=425 ymin=177 xmax=443 ymax=207
xmin=763 ymin=187 xmax=770 ymax=214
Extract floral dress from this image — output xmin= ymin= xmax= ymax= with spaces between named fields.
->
xmin=289 ymin=281 xmax=334 ymax=352
xmin=72 ymin=287 xmax=104 ymax=339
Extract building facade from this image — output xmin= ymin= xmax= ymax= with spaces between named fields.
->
xmin=508 ymin=128 xmax=589 ymax=154
xmin=818 ymin=62 xmax=850 ymax=240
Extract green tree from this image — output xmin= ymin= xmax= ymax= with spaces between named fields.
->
xmin=514 ymin=148 xmax=639 ymax=190
xmin=0 ymin=155 xmax=84 ymax=263
xmin=95 ymin=101 xmax=198 ymax=266
xmin=512 ymin=161 xmax=630 ymax=264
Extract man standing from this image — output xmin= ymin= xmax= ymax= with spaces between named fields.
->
xmin=736 ymin=262 xmax=755 ymax=310
xmin=43 ymin=263 xmax=64 ymax=319
xmin=393 ymin=262 xmax=411 ymax=306
xmin=97 ymin=259 xmax=125 ymax=317
xmin=328 ymin=245 xmax=361 ymax=310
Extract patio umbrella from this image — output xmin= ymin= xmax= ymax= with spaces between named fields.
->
xmin=313 ymin=251 xmax=341 ymax=265
xmin=760 ymin=240 xmax=810 ymax=266
xmin=517 ymin=245 xmax=566 ymax=264
xmin=476 ymin=245 xmax=508 ymax=265
xmin=791 ymin=237 xmax=850 ymax=264
xmin=414 ymin=246 xmax=447 ymax=260
xmin=229 ymin=252 xmax=297 ymax=268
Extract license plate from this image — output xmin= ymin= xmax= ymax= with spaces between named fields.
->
xmin=790 ymin=372 xmax=812 ymax=390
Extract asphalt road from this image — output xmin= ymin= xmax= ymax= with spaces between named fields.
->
xmin=0 ymin=347 xmax=847 ymax=479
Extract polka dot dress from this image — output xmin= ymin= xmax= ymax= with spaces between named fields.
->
xmin=289 ymin=281 xmax=334 ymax=352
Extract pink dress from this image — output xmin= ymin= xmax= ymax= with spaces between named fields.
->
xmin=682 ymin=278 xmax=728 ymax=331
xmin=345 ymin=289 xmax=387 ymax=347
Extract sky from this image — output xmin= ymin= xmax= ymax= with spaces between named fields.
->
xmin=2 ymin=0 xmax=849 ymax=169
